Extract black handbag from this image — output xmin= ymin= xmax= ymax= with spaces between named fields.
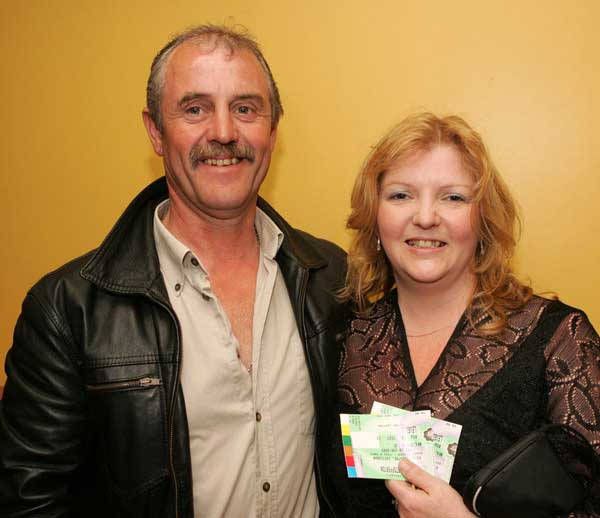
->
xmin=462 ymin=425 xmax=586 ymax=518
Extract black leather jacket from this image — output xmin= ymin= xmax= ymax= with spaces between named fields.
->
xmin=0 ymin=178 xmax=348 ymax=517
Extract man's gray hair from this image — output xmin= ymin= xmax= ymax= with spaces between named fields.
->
xmin=146 ymin=24 xmax=284 ymax=132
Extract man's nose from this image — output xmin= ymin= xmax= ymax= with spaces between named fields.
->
xmin=412 ymin=200 xmax=440 ymax=228
xmin=207 ymin=108 xmax=237 ymax=144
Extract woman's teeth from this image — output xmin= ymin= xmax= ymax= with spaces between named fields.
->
xmin=407 ymin=239 xmax=445 ymax=248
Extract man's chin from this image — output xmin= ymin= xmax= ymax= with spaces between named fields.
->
xmin=195 ymin=194 xmax=260 ymax=221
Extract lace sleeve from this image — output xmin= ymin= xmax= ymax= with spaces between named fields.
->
xmin=545 ymin=311 xmax=600 ymax=517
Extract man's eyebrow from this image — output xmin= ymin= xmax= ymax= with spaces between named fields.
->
xmin=178 ymin=92 xmax=267 ymax=108
xmin=178 ymin=92 xmax=210 ymax=106
xmin=235 ymin=94 xmax=265 ymax=102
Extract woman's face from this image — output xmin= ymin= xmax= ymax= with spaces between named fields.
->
xmin=377 ymin=144 xmax=479 ymax=293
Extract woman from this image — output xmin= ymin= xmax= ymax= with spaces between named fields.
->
xmin=328 ymin=113 xmax=600 ymax=517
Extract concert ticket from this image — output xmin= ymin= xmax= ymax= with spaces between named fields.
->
xmin=340 ymin=402 xmax=462 ymax=482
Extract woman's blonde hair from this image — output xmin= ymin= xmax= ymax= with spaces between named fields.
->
xmin=342 ymin=112 xmax=532 ymax=335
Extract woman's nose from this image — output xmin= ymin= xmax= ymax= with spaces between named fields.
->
xmin=412 ymin=201 xmax=440 ymax=228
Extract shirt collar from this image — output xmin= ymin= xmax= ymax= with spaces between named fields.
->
xmin=153 ymin=200 xmax=285 ymax=292
xmin=255 ymin=206 xmax=284 ymax=260
xmin=153 ymin=200 xmax=199 ymax=297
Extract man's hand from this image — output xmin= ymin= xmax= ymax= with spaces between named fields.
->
xmin=385 ymin=459 xmax=476 ymax=518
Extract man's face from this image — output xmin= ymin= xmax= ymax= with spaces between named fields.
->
xmin=144 ymin=42 xmax=277 ymax=221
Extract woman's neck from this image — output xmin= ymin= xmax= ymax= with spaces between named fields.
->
xmin=395 ymin=275 xmax=476 ymax=335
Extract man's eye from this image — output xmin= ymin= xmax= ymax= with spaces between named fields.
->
xmin=237 ymin=105 xmax=253 ymax=114
xmin=186 ymin=106 xmax=202 ymax=115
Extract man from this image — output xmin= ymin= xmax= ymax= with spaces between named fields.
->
xmin=0 ymin=25 xmax=347 ymax=517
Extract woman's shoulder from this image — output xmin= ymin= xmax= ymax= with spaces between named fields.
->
xmin=515 ymin=295 xmax=599 ymax=353
xmin=529 ymin=295 xmax=596 ymax=332
xmin=349 ymin=290 xmax=397 ymax=323
xmin=344 ymin=290 xmax=400 ymax=349
xmin=504 ymin=294 xmax=592 ymax=328
xmin=469 ymin=295 xmax=597 ymax=350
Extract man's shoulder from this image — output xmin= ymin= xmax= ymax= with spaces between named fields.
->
xmin=291 ymin=228 xmax=346 ymax=264
xmin=26 ymin=249 xmax=98 ymax=306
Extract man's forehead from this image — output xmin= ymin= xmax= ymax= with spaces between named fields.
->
xmin=167 ymin=40 xmax=257 ymax=74
xmin=160 ymin=42 xmax=270 ymax=105
xmin=177 ymin=37 xmax=234 ymax=57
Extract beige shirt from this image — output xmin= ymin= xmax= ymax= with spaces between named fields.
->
xmin=154 ymin=201 xmax=319 ymax=518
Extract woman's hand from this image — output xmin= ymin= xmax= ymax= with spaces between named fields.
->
xmin=385 ymin=459 xmax=476 ymax=518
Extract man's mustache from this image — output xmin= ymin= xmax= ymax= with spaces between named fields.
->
xmin=189 ymin=142 xmax=255 ymax=168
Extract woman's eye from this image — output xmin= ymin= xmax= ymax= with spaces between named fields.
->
xmin=446 ymin=194 xmax=466 ymax=202
xmin=390 ymin=192 xmax=410 ymax=200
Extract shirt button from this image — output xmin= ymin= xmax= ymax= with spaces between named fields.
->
xmin=174 ymin=283 xmax=181 ymax=291
xmin=262 ymin=482 xmax=270 ymax=492
xmin=191 ymin=257 xmax=199 ymax=266
xmin=256 ymin=412 xmax=262 ymax=422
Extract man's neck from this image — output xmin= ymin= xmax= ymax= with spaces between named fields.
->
xmin=162 ymin=197 xmax=260 ymax=276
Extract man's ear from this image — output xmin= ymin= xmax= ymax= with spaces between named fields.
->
xmin=142 ymin=108 xmax=164 ymax=156
xmin=269 ymin=125 xmax=278 ymax=152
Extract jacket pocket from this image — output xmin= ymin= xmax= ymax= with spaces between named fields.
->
xmin=86 ymin=376 xmax=162 ymax=392
xmin=86 ymin=369 xmax=169 ymax=499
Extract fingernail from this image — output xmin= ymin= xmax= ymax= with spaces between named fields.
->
xmin=398 ymin=459 xmax=410 ymax=471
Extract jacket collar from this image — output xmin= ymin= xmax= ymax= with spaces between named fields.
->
xmin=80 ymin=177 xmax=328 ymax=294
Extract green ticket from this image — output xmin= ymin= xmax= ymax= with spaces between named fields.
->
xmin=340 ymin=410 xmax=433 ymax=480
xmin=370 ymin=401 xmax=462 ymax=482
xmin=431 ymin=419 xmax=462 ymax=482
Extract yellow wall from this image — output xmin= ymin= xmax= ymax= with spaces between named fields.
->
xmin=2 ymin=1 xmax=599 ymax=384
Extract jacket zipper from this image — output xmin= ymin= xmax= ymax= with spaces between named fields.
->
xmin=150 ymin=295 xmax=182 ymax=518
xmin=297 ymin=267 xmax=336 ymax=516
xmin=86 ymin=376 xmax=162 ymax=392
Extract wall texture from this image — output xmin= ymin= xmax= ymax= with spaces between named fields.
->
xmin=2 ymin=1 xmax=599 ymax=383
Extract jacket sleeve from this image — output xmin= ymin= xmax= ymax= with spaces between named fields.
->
xmin=0 ymin=289 xmax=87 ymax=517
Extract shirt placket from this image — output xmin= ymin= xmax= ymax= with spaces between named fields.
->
xmin=253 ymin=255 xmax=279 ymax=518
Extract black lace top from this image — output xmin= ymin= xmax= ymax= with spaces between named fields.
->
xmin=326 ymin=292 xmax=600 ymax=517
